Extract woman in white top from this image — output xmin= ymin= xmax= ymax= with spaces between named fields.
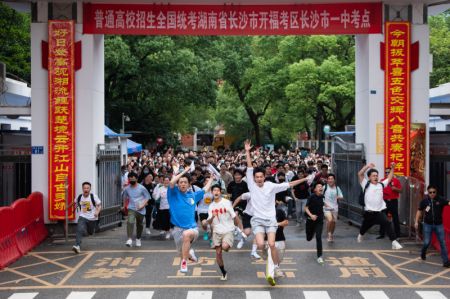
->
xmin=152 ymin=176 xmax=171 ymax=239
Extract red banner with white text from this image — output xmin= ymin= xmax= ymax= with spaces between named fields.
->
xmin=48 ymin=20 xmax=76 ymax=220
xmin=384 ymin=22 xmax=410 ymax=176
xmin=83 ymin=3 xmax=382 ymax=35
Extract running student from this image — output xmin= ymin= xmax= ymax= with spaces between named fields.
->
xmin=323 ymin=174 xmax=343 ymax=242
xmin=233 ymin=192 xmax=261 ymax=258
xmin=357 ymin=162 xmax=403 ymax=250
xmin=244 ymin=140 xmax=311 ymax=279
xmin=305 ymin=182 xmax=325 ymax=264
xmin=168 ymin=166 xmax=215 ymax=273
xmin=72 ymin=182 xmax=101 ymax=254
xmin=206 ymin=184 xmax=244 ymax=280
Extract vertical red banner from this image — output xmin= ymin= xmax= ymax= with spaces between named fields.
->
xmin=384 ymin=22 xmax=410 ymax=176
xmin=48 ymin=20 xmax=75 ymax=220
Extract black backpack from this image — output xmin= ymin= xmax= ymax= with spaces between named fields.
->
xmin=358 ymin=181 xmax=384 ymax=206
xmin=77 ymin=193 xmax=96 ymax=210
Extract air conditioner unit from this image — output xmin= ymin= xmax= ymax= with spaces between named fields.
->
xmin=0 ymin=62 xmax=5 ymax=94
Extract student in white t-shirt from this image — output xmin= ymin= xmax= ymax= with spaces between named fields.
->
xmin=206 ymin=184 xmax=244 ymax=281
xmin=72 ymin=182 xmax=101 ymax=254
xmin=323 ymin=174 xmax=343 ymax=242
xmin=357 ymin=162 xmax=403 ymax=250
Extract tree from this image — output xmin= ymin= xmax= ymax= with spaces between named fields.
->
xmin=0 ymin=3 xmax=30 ymax=83
xmin=429 ymin=13 xmax=450 ymax=88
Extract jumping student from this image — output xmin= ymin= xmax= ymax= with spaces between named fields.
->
xmin=305 ymin=182 xmax=326 ymax=264
xmin=206 ymin=184 xmax=244 ymax=280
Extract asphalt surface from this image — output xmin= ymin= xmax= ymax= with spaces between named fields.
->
xmin=1 ymin=218 xmax=450 ymax=299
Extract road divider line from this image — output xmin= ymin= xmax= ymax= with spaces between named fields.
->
xmin=57 ymin=252 xmax=94 ymax=286
xmin=126 ymin=291 xmax=154 ymax=299
xmin=66 ymin=291 xmax=96 ymax=299
xmin=186 ymin=291 xmax=212 ymax=299
xmin=416 ymin=291 xmax=448 ymax=299
xmin=360 ymin=290 xmax=390 ymax=299
xmin=245 ymin=291 xmax=271 ymax=299
xmin=7 ymin=293 xmax=38 ymax=299
xmin=304 ymin=291 xmax=331 ymax=299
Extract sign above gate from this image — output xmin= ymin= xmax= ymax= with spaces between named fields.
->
xmin=83 ymin=2 xmax=382 ymax=35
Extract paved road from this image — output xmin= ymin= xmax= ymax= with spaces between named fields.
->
xmin=1 ymin=219 xmax=450 ymax=299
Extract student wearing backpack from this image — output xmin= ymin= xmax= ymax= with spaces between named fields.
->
xmin=357 ymin=162 xmax=403 ymax=250
xmin=323 ymin=174 xmax=344 ymax=242
xmin=72 ymin=182 xmax=102 ymax=254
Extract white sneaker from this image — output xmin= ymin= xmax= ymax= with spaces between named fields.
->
xmin=180 ymin=259 xmax=188 ymax=273
xmin=160 ymin=231 xmax=165 ymax=236
xmin=165 ymin=232 xmax=171 ymax=240
xmin=72 ymin=245 xmax=80 ymax=254
xmin=357 ymin=234 xmax=363 ymax=243
xmin=189 ymin=248 xmax=198 ymax=262
xmin=220 ymin=273 xmax=228 ymax=281
xmin=317 ymin=257 xmax=325 ymax=265
xmin=126 ymin=239 xmax=132 ymax=247
xmin=392 ymin=240 xmax=403 ymax=250
xmin=237 ymin=238 xmax=245 ymax=249
xmin=135 ymin=239 xmax=142 ymax=247
xmin=251 ymin=251 xmax=261 ymax=259
xmin=274 ymin=267 xmax=285 ymax=278
xmin=145 ymin=228 xmax=151 ymax=235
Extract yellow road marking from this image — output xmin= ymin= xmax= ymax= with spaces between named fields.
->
xmin=0 ymin=269 xmax=68 ymax=286
xmin=9 ymin=253 xmax=84 ymax=270
xmin=4 ymin=267 xmax=54 ymax=286
xmin=397 ymin=267 xmax=450 ymax=280
xmin=416 ymin=267 xmax=450 ymax=285
xmin=1 ymin=284 xmax=450 ymax=291
xmin=372 ymin=252 xmax=413 ymax=285
xmin=30 ymin=253 xmax=73 ymax=270
xmin=57 ymin=252 xmax=95 ymax=286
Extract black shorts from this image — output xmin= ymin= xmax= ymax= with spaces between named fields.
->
xmin=198 ymin=213 xmax=209 ymax=222
xmin=242 ymin=213 xmax=253 ymax=229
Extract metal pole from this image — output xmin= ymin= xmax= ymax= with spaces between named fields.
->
xmin=65 ymin=176 xmax=69 ymax=243
xmin=121 ymin=113 xmax=125 ymax=134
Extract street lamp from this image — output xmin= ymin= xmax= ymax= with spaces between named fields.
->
xmin=121 ymin=113 xmax=130 ymax=134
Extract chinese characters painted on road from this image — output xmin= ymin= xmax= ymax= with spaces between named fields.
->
xmin=48 ymin=20 xmax=75 ymax=220
xmin=83 ymin=3 xmax=382 ymax=35
xmin=384 ymin=22 xmax=410 ymax=176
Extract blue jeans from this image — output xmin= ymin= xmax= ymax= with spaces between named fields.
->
xmin=422 ymin=223 xmax=449 ymax=263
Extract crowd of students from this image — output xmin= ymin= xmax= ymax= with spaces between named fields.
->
xmin=72 ymin=141 xmax=450 ymax=286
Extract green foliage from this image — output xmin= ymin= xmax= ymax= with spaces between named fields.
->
xmin=429 ymin=13 xmax=450 ymax=87
xmin=0 ymin=3 xmax=30 ymax=83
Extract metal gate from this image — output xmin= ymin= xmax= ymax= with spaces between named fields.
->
xmin=0 ymin=145 xmax=31 ymax=206
xmin=97 ymin=144 xmax=122 ymax=230
xmin=331 ymin=137 xmax=366 ymax=225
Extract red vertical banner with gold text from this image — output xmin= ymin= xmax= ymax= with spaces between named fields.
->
xmin=48 ymin=20 xmax=75 ymax=220
xmin=384 ymin=22 xmax=410 ymax=176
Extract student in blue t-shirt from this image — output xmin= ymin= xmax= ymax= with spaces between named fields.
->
xmin=168 ymin=166 xmax=215 ymax=273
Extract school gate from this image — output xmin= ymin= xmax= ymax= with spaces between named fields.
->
xmin=25 ymin=0 xmax=437 ymax=223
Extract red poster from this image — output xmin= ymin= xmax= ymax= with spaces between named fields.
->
xmin=384 ymin=22 xmax=410 ymax=176
xmin=48 ymin=20 xmax=75 ymax=220
xmin=83 ymin=3 xmax=382 ymax=35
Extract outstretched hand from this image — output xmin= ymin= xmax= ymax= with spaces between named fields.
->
xmin=244 ymin=139 xmax=252 ymax=152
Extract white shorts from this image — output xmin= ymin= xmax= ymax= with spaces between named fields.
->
xmin=251 ymin=217 xmax=278 ymax=235
xmin=324 ymin=209 xmax=338 ymax=220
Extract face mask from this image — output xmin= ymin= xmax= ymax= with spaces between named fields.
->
xmin=143 ymin=169 xmax=149 ymax=174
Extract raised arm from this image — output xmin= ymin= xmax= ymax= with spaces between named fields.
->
xmin=169 ymin=167 xmax=189 ymax=188
xmin=358 ymin=162 xmax=375 ymax=184
xmin=244 ymin=140 xmax=253 ymax=168
xmin=385 ymin=162 xmax=396 ymax=185
xmin=289 ymin=177 xmax=308 ymax=188
xmin=203 ymin=174 xmax=216 ymax=192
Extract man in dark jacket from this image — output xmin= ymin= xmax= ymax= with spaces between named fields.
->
xmin=415 ymin=185 xmax=450 ymax=267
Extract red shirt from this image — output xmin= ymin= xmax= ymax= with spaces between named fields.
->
xmin=382 ymin=177 xmax=402 ymax=200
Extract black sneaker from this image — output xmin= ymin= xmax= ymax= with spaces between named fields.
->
xmin=421 ymin=252 xmax=426 ymax=260
xmin=443 ymin=261 xmax=450 ymax=268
